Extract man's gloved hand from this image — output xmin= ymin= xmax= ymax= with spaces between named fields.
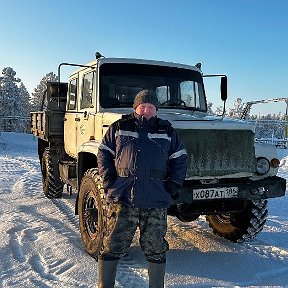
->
xmin=103 ymin=173 xmax=117 ymax=190
xmin=171 ymin=191 xmax=180 ymax=200
xmin=165 ymin=179 xmax=182 ymax=200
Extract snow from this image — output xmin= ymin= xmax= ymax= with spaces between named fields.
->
xmin=0 ymin=132 xmax=287 ymax=288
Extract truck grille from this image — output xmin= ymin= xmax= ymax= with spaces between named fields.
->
xmin=176 ymin=129 xmax=256 ymax=178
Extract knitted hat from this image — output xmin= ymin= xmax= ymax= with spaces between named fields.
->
xmin=133 ymin=90 xmax=159 ymax=109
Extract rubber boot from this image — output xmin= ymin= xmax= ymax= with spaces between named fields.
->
xmin=148 ymin=262 xmax=166 ymax=288
xmin=98 ymin=259 xmax=119 ymax=288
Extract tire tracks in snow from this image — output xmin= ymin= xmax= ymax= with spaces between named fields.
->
xmin=3 ymin=198 xmax=92 ymax=287
xmin=4 ymin=215 xmax=59 ymax=287
xmin=166 ymin=215 xmax=235 ymax=253
xmin=239 ymin=240 xmax=288 ymax=266
xmin=0 ymin=154 xmax=41 ymax=198
xmin=167 ymin=214 xmax=288 ymax=269
xmin=11 ymin=156 xmax=42 ymax=198
xmin=0 ymin=153 xmax=93 ymax=287
xmin=50 ymin=194 xmax=80 ymax=230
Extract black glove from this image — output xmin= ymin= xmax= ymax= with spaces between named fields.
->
xmin=103 ymin=173 xmax=117 ymax=190
xmin=171 ymin=191 xmax=180 ymax=200
xmin=165 ymin=179 xmax=182 ymax=200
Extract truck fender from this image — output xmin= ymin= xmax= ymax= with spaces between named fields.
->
xmin=75 ymin=145 xmax=99 ymax=214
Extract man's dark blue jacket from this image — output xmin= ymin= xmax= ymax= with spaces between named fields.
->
xmin=97 ymin=113 xmax=187 ymax=208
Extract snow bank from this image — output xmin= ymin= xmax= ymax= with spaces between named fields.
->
xmin=0 ymin=132 xmax=37 ymax=154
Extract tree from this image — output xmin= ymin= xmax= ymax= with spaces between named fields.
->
xmin=30 ymin=72 xmax=58 ymax=111
xmin=214 ymin=106 xmax=224 ymax=116
xmin=228 ymin=98 xmax=244 ymax=118
xmin=18 ymin=82 xmax=31 ymax=116
xmin=0 ymin=67 xmax=32 ymax=132
xmin=0 ymin=67 xmax=23 ymax=132
xmin=207 ymin=102 xmax=214 ymax=114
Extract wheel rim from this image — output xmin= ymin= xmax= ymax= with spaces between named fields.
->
xmin=83 ymin=190 xmax=99 ymax=239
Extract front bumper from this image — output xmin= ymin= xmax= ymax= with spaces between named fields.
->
xmin=174 ymin=176 xmax=286 ymax=204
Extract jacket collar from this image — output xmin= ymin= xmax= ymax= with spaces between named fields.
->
xmin=133 ymin=112 xmax=157 ymax=126
xmin=121 ymin=112 xmax=171 ymax=128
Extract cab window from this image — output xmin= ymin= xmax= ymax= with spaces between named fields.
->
xmin=68 ymin=78 xmax=78 ymax=110
xmin=180 ymin=80 xmax=205 ymax=109
xmin=156 ymin=86 xmax=170 ymax=104
xmin=81 ymin=72 xmax=95 ymax=109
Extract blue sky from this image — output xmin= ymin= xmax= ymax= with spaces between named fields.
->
xmin=1 ymin=0 xmax=288 ymax=115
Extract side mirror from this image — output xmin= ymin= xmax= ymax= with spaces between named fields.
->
xmin=220 ymin=77 xmax=227 ymax=102
xmin=48 ymin=84 xmax=59 ymax=98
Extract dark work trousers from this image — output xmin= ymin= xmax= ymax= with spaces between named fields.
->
xmin=99 ymin=203 xmax=169 ymax=263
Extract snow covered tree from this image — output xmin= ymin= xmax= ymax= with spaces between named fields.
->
xmin=214 ymin=106 xmax=224 ymax=115
xmin=207 ymin=102 xmax=214 ymax=114
xmin=228 ymin=98 xmax=244 ymax=118
xmin=0 ymin=67 xmax=32 ymax=132
xmin=0 ymin=67 xmax=21 ymax=113
xmin=18 ymin=82 xmax=31 ymax=116
xmin=30 ymin=72 xmax=58 ymax=111
xmin=0 ymin=67 xmax=23 ymax=132
xmin=18 ymin=82 xmax=32 ymax=132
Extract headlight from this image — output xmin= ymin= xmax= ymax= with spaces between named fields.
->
xmin=256 ymin=157 xmax=270 ymax=175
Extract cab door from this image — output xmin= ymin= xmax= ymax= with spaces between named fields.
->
xmin=64 ymin=78 xmax=78 ymax=158
xmin=76 ymin=71 xmax=96 ymax=151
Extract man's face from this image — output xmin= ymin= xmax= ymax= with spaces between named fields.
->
xmin=135 ymin=103 xmax=157 ymax=120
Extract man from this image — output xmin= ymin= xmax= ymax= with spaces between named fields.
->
xmin=97 ymin=90 xmax=187 ymax=288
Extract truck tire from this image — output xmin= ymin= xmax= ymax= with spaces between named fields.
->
xmin=206 ymin=199 xmax=268 ymax=242
xmin=78 ymin=168 xmax=105 ymax=257
xmin=41 ymin=148 xmax=63 ymax=198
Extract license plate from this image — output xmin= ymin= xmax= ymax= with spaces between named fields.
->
xmin=193 ymin=187 xmax=238 ymax=200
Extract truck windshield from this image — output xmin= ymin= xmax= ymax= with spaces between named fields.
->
xmin=99 ymin=63 xmax=206 ymax=111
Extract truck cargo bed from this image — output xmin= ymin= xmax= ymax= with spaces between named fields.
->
xmin=30 ymin=82 xmax=68 ymax=141
xmin=31 ymin=111 xmax=65 ymax=141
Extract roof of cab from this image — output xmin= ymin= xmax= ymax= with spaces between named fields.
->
xmin=68 ymin=57 xmax=200 ymax=78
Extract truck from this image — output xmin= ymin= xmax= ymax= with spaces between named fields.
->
xmin=31 ymin=53 xmax=286 ymax=257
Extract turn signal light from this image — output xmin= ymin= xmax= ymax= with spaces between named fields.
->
xmin=270 ymin=158 xmax=280 ymax=168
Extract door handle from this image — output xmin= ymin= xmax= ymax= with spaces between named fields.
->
xmin=75 ymin=117 xmax=80 ymax=122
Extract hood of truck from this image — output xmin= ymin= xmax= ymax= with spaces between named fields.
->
xmin=102 ymin=109 xmax=256 ymax=178
xmin=102 ymin=108 xmax=255 ymax=132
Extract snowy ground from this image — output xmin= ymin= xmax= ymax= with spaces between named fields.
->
xmin=0 ymin=132 xmax=287 ymax=288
